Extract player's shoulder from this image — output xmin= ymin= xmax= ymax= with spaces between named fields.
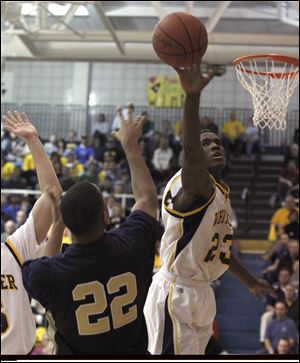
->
xmin=107 ymin=210 xmax=158 ymax=249
xmin=8 ymin=212 xmax=34 ymax=243
xmin=163 ymin=169 xmax=182 ymax=194
xmin=121 ymin=210 xmax=158 ymax=228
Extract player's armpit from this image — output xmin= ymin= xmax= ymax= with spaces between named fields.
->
xmin=174 ymin=171 xmax=214 ymax=212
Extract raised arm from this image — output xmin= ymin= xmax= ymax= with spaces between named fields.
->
xmin=40 ymin=187 xmax=65 ymax=256
xmin=3 ymin=111 xmax=62 ymax=244
xmin=174 ymin=66 xmax=214 ymax=209
xmin=113 ymin=110 xmax=158 ymax=219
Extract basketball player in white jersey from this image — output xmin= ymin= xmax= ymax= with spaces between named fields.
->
xmin=1 ymin=111 xmax=62 ymax=354
xmin=143 ymin=65 xmax=274 ymax=355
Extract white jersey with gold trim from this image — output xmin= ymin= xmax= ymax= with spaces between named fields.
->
xmin=161 ymin=169 xmax=233 ymax=282
xmin=1 ymin=213 xmax=38 ymax=355
xmin=144 ymin=169 xmax=234 ymax=354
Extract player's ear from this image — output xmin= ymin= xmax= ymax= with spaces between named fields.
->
xmin=103 ymin=208 xmax=110 ymax=227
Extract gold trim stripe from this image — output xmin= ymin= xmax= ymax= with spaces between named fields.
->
xmin=163 ymin=174 xmax=216 ymax=218
xmin=5 ymin=239 xmax=23 ymax=266
xmin=167 ymin=219 xmax=184 ymax=272
xmin=168 ymin=277 xmax=179 ymax=354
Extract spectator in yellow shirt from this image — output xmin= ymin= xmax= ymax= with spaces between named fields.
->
xmin=23 ymin=153 xmax=36 ymax=171
xmin=64 ymin=150 xmax=84 ymax=178
xmin=222 ymin=111 xmax=245 ymax=160
xmin=269 ymin=195 xmax=299 ymax=240
xmin=1 ymin=156 xmax=15 ymax=180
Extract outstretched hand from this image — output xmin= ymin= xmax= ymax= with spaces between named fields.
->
xmin=249 ymin=279 xmax=275 ymax=299
xmin=112 ymin=109 xmax=146 ymax=149
xmin=3 ymin=111 xmax=38 ymax=142
xmin=174 ymin=64 xmax=214 ymax=94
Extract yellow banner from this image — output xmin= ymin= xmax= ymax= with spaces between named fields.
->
xmin=147 ymin=75 xmax=184 ymax=108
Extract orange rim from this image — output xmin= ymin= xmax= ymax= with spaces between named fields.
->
xmin=234 ymin=54 xmax=299 ymax=79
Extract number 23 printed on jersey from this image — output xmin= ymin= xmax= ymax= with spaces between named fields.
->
xmin=204 ymin=233 xmax=233 ymax=264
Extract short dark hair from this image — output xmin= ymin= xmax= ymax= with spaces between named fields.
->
xmin=200 ymin=129 xmax=218 ymax=136
xmin=275 ymin=300 xmax=288 ymax=310
xmin=60 ymin=181 xmax=105 ymax=236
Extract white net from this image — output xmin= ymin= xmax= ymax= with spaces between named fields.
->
xmin=235 ymin=56 xmax=299 ymax=130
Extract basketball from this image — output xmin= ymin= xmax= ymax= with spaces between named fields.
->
xmin=152 ymin=12 xmax=208 ymax=68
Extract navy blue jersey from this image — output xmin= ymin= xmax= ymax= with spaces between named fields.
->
xmin=22 ymin=211 xmax=158 ymax=355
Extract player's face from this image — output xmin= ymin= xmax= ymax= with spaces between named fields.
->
xmin=200 ymin=132 xmax=225 ymax=171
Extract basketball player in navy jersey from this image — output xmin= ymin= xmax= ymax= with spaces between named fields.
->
xmin=144 ymin=65 xmax=274 ymax=355
xmin=22 ymin=111 xmax=159 ymax=355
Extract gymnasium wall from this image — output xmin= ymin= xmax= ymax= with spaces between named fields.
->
xmin=3 ymin=60 xmax=299 ymax=111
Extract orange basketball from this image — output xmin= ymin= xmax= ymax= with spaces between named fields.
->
xmin=152 ymin=12 xmax=208 ymax=68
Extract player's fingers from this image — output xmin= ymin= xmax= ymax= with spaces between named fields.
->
xmin=21 ymin=112 xmax=31 ymax=123
xmin=203 ymin=71 xmax=214 ymax=87
xmin=5 ymin=111 xmax=18 ymax=123
xmin=111 ymin=130 xmax=120 ymax=141
xmin=172 ymin=66 xmax=183 ymax=73
xmin=2 ymin=116 xmax=16 ymax=129
xmin=134 ymin=115 xmax=145 ymax=128
xmin=207 ymin=69 xmax=214 ymax=81
xmin=118 ymin=110 xmax=126 ymax=125
xmin=138 ymin=115 xmax=146 ymax=126
xmin=127 ymin=108 xmax=133 ymax=122
xmin=14 ymin=111 xmax=24 ymax=123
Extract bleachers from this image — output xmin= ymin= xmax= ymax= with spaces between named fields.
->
xmin=216 ymin=253 xmax=268 ymax=354
xmin=228 ymin=156 xmax=285 ymax=240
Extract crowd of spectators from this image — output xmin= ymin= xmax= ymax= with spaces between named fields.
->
xmin=1 ymin=109 xmax=299 ymax=355
xmin=261 ymin=196 xmax=299 ymax=355
xmin=2 ymin=108 xmax=258 ymax=238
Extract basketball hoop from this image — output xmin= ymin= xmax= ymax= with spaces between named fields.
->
xmin=234 ymin=54 xmax=299 ymax=131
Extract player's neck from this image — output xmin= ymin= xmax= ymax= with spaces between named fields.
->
xmin=209 ymin=169 xmax=222 ymax=184
xmin=72 ymin=229 xmax=105 ymax=245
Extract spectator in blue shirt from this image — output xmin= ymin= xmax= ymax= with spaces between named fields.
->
xmin=74 ymin=136 xmax=94 ymax=165
xmin=264 ymin=301 xmax=299 ymax=354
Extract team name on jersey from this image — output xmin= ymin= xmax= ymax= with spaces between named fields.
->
xmin=1 ymin=274 xmax=18 ymax=290
xmin=213 ymin=209 xmax=232 ymax=227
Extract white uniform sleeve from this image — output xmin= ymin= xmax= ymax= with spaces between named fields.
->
xmin=7 ymin=212 xmax=39 ymax=262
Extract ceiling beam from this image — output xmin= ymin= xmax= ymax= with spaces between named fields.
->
xmin=4 ymin=44 xmax=298 ymax=65
xmin=93 ymin=1 xmax=125 ymax=55
xmin=205 ymin=1 xmax=232 ymax=33
xmin=18 ymin=35 xmax=42 ymax=56
xmin=36 ymin=2 xmax=47 ymax=30
xmin=38 ymin=2 xmax=85 ymax=38
xmin=149 ymin=1 xmax=166 ymax=20
xmin=186 ymin=1 xmax=194 ymax=14
xmin=7 ymin=30 xmax=299 ymax=47
xmin=105 ymin=5 xmax=282 ymax=20
xmin=52 ymin=4 xmax=80 ymax=31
